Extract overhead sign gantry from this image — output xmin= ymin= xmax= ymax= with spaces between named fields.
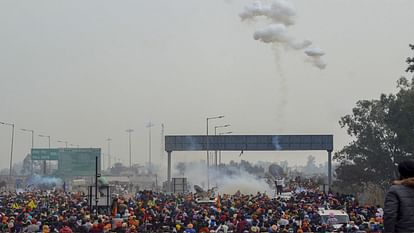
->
xmin=165 ymin=134 xmax=333 ymax=190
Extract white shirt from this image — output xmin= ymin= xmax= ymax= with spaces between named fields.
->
xmin=276 ymin=179 xmax=284 ymax=186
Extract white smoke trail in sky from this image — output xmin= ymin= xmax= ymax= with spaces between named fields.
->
xmin=271 ymin=44 xmax=287 ymax=129
xmin=240 ymin=0 xmax=296 ymax=26
xmin=240 ymin=0 xmax=327 ymax=69
xmin=253 ymin=24 xmax=291 ymax=43
xmin=305 ymin=47 xmax=327 ymax=69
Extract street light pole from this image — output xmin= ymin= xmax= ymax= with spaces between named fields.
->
xmin=21 ymin=128 xmax=34 ymax=174
xmin=214 ymin=124 xmax=230 ymax=168
xmin=39 ymin=134 xmax=51 ymax=175
xmin=21 ymin=128 xmax=34 ymax=149
xmin=57 ymin=140 xmax=68 ymax=148
xmin=106 ymin=138 xmax=112 ymax=169
xmin=1 ymin=121 xmax=15 ymax=177
xmin=126 ymin=129 xmax=134 ymax=168
xmin=146 ymin=122 xmax=155 ymax=172
xmin=95 ymin=155 xmax=99 ymax=214
xmin=206 ymin=115 xmax=224 ymax=189
xmin=160 ymin=123 xmax=164 ymax=160
xmin=39 ymin=134 xmax=51 ymax=148
xmin=218 ymin=131 xmax=232 ymax=165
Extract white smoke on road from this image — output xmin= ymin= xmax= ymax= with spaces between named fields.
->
xmin=174 ymin=161 xmax=272 ymax=195
xmin=240 ymin=0 xmax=327 ymax=69
xmin=27 ymin=175 xmax=63 ymax=187
xmin=216 ymin=170 xmax=273 ymax=195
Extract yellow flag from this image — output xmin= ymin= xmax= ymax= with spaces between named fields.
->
xmin=28 ymin=200 xmax=36 ymax=209
xmin=147 ymin=200 xmax=155 ymax=207
xmin=12 ymin=203 xmax=20 ymax=209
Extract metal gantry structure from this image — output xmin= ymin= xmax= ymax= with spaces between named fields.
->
xmin=165 ymin=134 xmax=334 ymax=191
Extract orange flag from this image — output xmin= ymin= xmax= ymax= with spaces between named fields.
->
xmin=216 ymin=193 xmax=221 ymax=212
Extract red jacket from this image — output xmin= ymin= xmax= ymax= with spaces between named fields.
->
xmin=59 ymin=226 xmax=73 ymax=233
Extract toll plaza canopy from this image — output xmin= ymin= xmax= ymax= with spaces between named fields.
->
xmin=164 ymin=134 xmax=334 ymax=190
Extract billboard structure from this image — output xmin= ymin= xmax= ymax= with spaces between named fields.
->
xmin=31 ymin=148 xmax=101 ymax=178
xmin=165 ymin=135 xmax=333 ymax=190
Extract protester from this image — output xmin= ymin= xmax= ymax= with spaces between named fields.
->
xmin=326 ymin=212 xmax=338 ymax=227
xmin=268 ymin=224 xmax=278 ymax=233
xmin=59 ymin=222 xmax=73 ymax=233
xmin=0 ymin=178 xmax=387 ymax=233
xmin=384 ymin=159 xmax=414 ymax=232
xmin=275 ymin=178 xmax=284 ymax=196
xmin=184 ymin=223 xmax=196 ymax=233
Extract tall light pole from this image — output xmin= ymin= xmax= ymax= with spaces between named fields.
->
xmin=146 ymin=122 xmax=155 ymax=172
xmin=218 ymin=131 xmax=232 ymax=165
xmin=39 ymin=134 xmax=50 ymax=175
xmin=206 ymin=115 xmax=224 ymax=189
xmin=1 ymin=121 xmax=15 ymax=177
xmin=21 ymin=128 xmax=34 ymax=149
xmin=106 ymin=138 xmax=112 ymax=169
xmin=57 ymin=140 xmax=68 ymax=148
xmin=39 ymin=134 xmax=51 ymax=148
xmin=160 ymin=123 xmax=165 ymax=160
xmin=21 ymin=128 xmax=34 ymax=174
xmin=126 ymin=129 xmax=134 ymax=168
xmin=214 ymin=124 xmax=230 ymax=168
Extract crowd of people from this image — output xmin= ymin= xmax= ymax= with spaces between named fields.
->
xmin=0 ymin=182 xmax=386 ymax=233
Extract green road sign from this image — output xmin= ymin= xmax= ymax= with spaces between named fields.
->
xmin=31 ymin=148 xmax=101 ymax=177
xmin=31 ymin=149 xmax=59 ymax=160
xmin=57 ymin=148 xmax=101 ymax=177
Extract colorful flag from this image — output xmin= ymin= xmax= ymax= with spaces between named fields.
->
xmin=27 ymin=200 xmax=36 ymax=209
xmin=216 ymin=193 xmax=221 ymax=213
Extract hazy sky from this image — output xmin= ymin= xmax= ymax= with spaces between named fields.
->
xmin=1 ymin=0 xmax=413 ymax=172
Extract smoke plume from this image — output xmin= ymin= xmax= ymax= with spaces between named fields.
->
xmin=305 ymin=47 xmax=327 ymax=69
xmin=27 ymin=174 xmax=63 ymax=187
xmin=215 ymin=170 xmax=273 ymax=195
xmin=240 ymin=0 xmax=326 ymax=69
xmin=174 ymin=161 xmax=273 ymax=195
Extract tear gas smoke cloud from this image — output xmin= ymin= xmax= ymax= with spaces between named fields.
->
xmin=305 ymin=47 xmax=327 ymax=69
xmin=304 ymin=47 xmax=325 ymax=57
xmin=174 ymin=161 xmax=272 ymax=195
xmin=239 ymin=0 xmax=296 ymax=26
xmin=240 ymin=0 xmax=327 ymax=69
xmin=27 ymin=175 xmax=63 ymax=187
xmin=253 ymin=24 xmax=291 ymax=43
xmin=290 ymin=40 xmax=312 ymax=50
xmin=216 ymin=171 xmax=273 ymax=195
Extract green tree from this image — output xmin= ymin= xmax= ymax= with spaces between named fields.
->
xmin=335 ymin=47 xmax=414 ymax=191
xmin=406 ymin=44 xmax=414 ymax=73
